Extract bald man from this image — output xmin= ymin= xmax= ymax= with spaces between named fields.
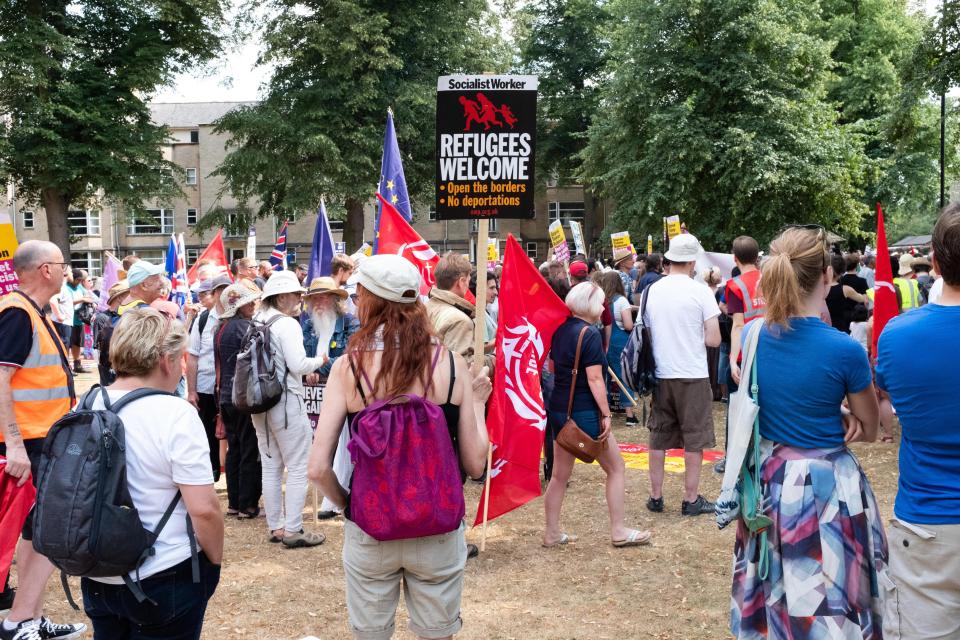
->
xmin=0 ymin=241 xmax=86 ymax=639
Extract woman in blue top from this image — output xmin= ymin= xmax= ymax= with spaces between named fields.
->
xmin=730 ymin=227 xmax=888 ymax=639
xmin=543 ymin=282 xmax=651 ymax=549
xmin=601 ymin=272 xmax=639 ymax=426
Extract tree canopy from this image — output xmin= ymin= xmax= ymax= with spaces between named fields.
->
xmin=211 ymin=0 xmax=508 ymax=249
xmin=0 ymin=0 xmax=226 ymax=254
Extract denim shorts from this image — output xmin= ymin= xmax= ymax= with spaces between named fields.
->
xmin=547 ymin=409 xmax=601 ymax=441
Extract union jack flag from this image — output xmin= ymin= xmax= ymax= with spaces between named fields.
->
xmin=269 ymin=221 xmax=288 ymax=271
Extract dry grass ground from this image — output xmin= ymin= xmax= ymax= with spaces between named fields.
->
xmin=28 ymin=371 xmax=901 ymax=639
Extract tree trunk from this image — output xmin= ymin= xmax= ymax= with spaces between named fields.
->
xmin=42 ymin=188 xmax=72 ymax=258
xmin=343 ymin=197 xmax=366 ymax=252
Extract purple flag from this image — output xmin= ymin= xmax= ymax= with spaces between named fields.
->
xmin=97 ymin=254 xmax=122 ymax=311
xmin=306 ymin=201 xmax=335 ymax=283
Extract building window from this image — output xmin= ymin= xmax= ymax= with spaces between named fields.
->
xmin=68 ymin=210 xmax=101 ymax=236
xmin=185 ymin=168 xmax=197 ymax=185
xmin=548 ymin=201 xmax=585 ymax=226
xmin=526 ymin=242 xmax=538 ymax=259
xmin=187 ymin=208 xmax=198 ymax=225
xmin=225 ymin=212 xmax=246 ymax=237
xmin=428 ymin=206 xmax=437 ymax=222
xmin=70 ymin=252 xmax=102 ymax=277
xmin=228 ymin=248 xmax=246 ymax=263
xmin=21 ymin=210 xmax=34 ymax=229
xmin=328 ymin=218 xmax=344 ymax=233
xmin=190 ymin=130 xmax=199 ymax=144
xmin=286 ymin=247 xmax=297 ymax=263
xmin=471 ymin=218 xmax=498 ymax=233
xmin=127 ymin=209 xmax=174 ymax=235
xmin=129 ymin=249 xmax=165 ymax=264
xmin=186 ymin=249 xmax=200 ymax=266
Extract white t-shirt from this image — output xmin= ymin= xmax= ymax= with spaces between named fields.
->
xmin=644 ymin=274 xmax=720 ymax=379
xmin=54 ymin=282 xmax=74 ymax=325
xmin=928 ymin=277 xmax=944 ymax=305
xmin=88 ymin=390 xmax=214 ymax=584
xmin=187 ymin=308 xmax=219 ymax=395
xmin=612 ymin=295 xmax=631 ymax=331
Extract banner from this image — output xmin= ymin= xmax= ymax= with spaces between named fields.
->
xmin=246 ymin=226 xmax=256 ymax=260
xmin=474 ymin=234 xmax=570 ymax=526
xmin=548 ymin=220 xmax=569 ymax=262
xmin=306 ymin=201 xmax=335 ymax=282
xmin=435 ymin=75 xmax=538 ymax=220
xmin=611 ymin=231 xmax=631 ymax=252
xmin=97 ymin=253 xmax=122 ymax=311
xmin=304 ymin=382 xmax=326 ymax=431
xmin=334 ymin=241 xmax=346 ymax=255
xmin=646 ymin=235 xmax=653 ymax=255
xmin=569 ymin=220 xmax=586 ymax=256
xmin=666 ymin=215 xmax=682 ymax=239
xmin=487 ymin=237 xmax=499 ymax=270
xmin=0 ymin=213 xmax=19 ymax=295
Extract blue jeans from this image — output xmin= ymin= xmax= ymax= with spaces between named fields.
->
xmin=81 ymin=553 xmax=221 ymax=640
xmin=548 ymin=409 xmax=601 ymax=441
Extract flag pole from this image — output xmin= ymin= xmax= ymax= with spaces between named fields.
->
xmin=607 ymin=366 xmax=638 ymax=407
xmin=473 ymin=219 xmax=493 ymax=551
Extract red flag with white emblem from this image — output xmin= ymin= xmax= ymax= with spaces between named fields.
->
xmin=375 ymin=193 xmax=439 ymax=296
xmin=872 ymin=203 xmax=899 ymax=359
xmin=474 ymin=234 xmax=570 ymax=525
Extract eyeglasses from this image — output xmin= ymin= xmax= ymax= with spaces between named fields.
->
xmin=39 ymin=262 xmax=70 ymax=270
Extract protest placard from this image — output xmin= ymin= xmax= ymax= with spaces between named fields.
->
xmin=0 ymin=213 xmax=19 ymax=295
xmin=549 ymin=220 xmax=569 ymax=262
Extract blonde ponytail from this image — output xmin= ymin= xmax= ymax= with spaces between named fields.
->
xmin=759 ymin=227 xmax=830 ymax=329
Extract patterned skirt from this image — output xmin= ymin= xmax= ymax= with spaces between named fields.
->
xmin=730 ymin=443 xmax=888 ymax=639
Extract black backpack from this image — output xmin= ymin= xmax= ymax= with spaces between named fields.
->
xmin=32 ymin=385 xmax=198 ymax=608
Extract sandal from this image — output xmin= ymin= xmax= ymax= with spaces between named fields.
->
xmin=282 ymin=530 xmax=326 ymax=548
xmin=237 ymin=508 xmax=261 ymax=519
xmin=226 ymin=508 xmax=239 ymax=517
xmin=612 ymin=529 xmax=652 ymax=548
xmin=880 ymin=435 xmax=895 ymax=443
xmin=542 ymin=533 xmax=577 ymax=548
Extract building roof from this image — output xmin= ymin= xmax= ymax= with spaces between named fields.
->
xmin=891 ymin=234 xmax=932 ymax=248
xmin=149 ymin=102 xmax=257 ymax=128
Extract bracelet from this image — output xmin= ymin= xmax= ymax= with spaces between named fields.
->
xmin=601 ymin=414 xmax=611 ymax=420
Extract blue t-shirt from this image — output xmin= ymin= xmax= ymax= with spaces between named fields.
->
xmin=747 ymin=317 xmax=871 ymax=448
xmin=876 ymin=304 xmax=960 ymax=524
xmin=548 ymin=317 xmax=606 ymax=414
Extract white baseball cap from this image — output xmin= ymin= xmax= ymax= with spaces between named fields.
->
xmin=355 ymin=254 xmax=420 ymax=304
xmin=664 ymin=233 xmax=702 ymax=264
xmin=126 ymin=261 xmax=165 ymax=287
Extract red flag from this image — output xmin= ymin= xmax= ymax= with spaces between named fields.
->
xmin=0 ymin=460 xmax=37 ymax=585
xmin=474 ymin=235 xmax=570 ymax=525
xmin=186 ymin=230 xmax=230 ymax=285
xmin=872 ymin=203 xmax=899 ymax=358
xmin=375 ymin=193 xmax=443 ymax=297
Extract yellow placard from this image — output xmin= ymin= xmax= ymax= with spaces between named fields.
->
xmin=548 ymin=220 xmax=567 ymax=248
xmin=646 ymin=234 xmax=653 ymax=255
xmin=666 ymin=215 xmax=682 ymax=239
xmin=486 ymin=237 xmax=499 ymax=263
xmin=0 ymin=213 xmax=20 ymax=295
xmin=611 ymin=231 xmax=631 ymax=251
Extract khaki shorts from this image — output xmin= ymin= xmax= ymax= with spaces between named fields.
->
xmin=648 ymin=378 xmax=716 ymax=452
xmin=342 ymin=520 xmax=467 ymax=640
xmin=882 ymin=519 xmax=960 ymax=639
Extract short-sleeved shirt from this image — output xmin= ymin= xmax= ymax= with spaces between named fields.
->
xmin=187 ymin=308 xmax=219 ymax=395
xmin=876 ymin=304 xmax=960 ymax=524
xmin=637 ymin=271 xmax=662 ymax=295
xmin=67 ymin=284 xmax=88 ymax=326
xmin=87 ymin=390 xmax=214 ymax=583
xmin=750 ymin=317 xmax=871 ymax=449
xmin=618 ymin=271 xmax=634 ymax=304
xmin=53 ymin=282 xmax=74 ymax=325
xmin=0 ymin=308 xmax=33 ymax=367
xmin=645 ymin=274 xmax=721 ymax=379
xmin=825 ymin=283 xmax=848 ymax=332
xmin=548 ymin=318 xmax=606 ymax=413
xmin=611 ymin=295 xmax=631 ymax=331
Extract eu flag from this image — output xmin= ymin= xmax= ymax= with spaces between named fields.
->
xmin=307 ymin=200 xmax=335 ymax=283
xmin=373 ymin=109 xmax=411 ymax=252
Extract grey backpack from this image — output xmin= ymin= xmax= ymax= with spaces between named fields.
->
xmin=232 ymin=315 xmax=285 ymax=414
xmin=32 ymin=385 xmax=198 ymax=607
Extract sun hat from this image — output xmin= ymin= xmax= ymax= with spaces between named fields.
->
xmin=126 ymin=261 xmax=165 ymax=287
xmin=612 ymin=247 xmax=634 ymax=267
xmin=354 ymin=254 xmax=420 ymax=304
xmin=898 ymin=254 xmax=915 ymax=276
xmin=569 ymin=261 xmax=588 ymax=278
xmin=107 ymin=280 xmax=129 ymax=305
xmin=664 ymin=233 xmax=703 ymax=264
xmin=304 ymin=276 xmax=348 ymax=299
xmin=911 ymin=256 xmax=932 ymax=270
xmin=220 ymin=284 xmax=262 ymax=319
xmin=261 ymin=270 xmax=306 ymax=299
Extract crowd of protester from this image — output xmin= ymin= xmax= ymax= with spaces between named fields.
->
xmin=0 ymin=203 xmax=957 ymax=639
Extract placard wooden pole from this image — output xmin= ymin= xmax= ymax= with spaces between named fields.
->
xmin=607 ymin=366 xmax=639 ymax=407
xmin=472 ymin=219 xmax=493 ymax=551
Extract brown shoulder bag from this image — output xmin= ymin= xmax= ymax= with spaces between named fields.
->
xmin=556 ymin=325 xmax=607 ymax=463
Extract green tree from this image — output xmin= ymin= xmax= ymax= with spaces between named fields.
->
xmin=581 ymin=0 xmax=868 ymax=250
xmin=211 ymin=1 xmax=507 ymax=249
xmin=518 ymin=0 xmax=610 ymax=251
xmin=0 ymin=0 xmax=226 ymax=254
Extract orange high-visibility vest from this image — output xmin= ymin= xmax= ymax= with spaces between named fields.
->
xmin=0 ymin=291 xmax=74 ymax=441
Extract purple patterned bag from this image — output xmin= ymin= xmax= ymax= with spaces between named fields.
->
xmin=347 ymin=393 xmax=465 ymax=541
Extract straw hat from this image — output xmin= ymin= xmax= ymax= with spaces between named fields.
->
xmin=220 ymin=284 xmax=262 ymax=319
xmin=304 ymin=277 xmax=348 ymax=299
xmin=107 ymin=280 xmax=129 ymax=305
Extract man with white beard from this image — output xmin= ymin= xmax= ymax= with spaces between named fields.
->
xmin=301 ymin=277 xmax=359 ymax=519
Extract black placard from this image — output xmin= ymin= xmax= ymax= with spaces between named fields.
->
xmin=435 ymin=75 xmax=538 ymax=220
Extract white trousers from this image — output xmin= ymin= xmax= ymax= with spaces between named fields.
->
xmin=252 ymin=416 xmax=312 ymax=534
xmin=320 ymin=421 xmax=353 ymax=513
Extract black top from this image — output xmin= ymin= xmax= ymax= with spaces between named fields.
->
xmin=214 ymin=317 xmax=252 ymax=407
xmin=0 ymin=308 xmax=33 ymax=367
xmin=825 ymin=283 xmax=848 ymax=333
xmin=839 ymin=273 xmax=869 ymax=330
xmin=548 ymin=317 xmax=606 ymax=414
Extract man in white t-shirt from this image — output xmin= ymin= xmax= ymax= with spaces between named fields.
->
xmin=643 ymin=233 xmax=721 ymax=517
